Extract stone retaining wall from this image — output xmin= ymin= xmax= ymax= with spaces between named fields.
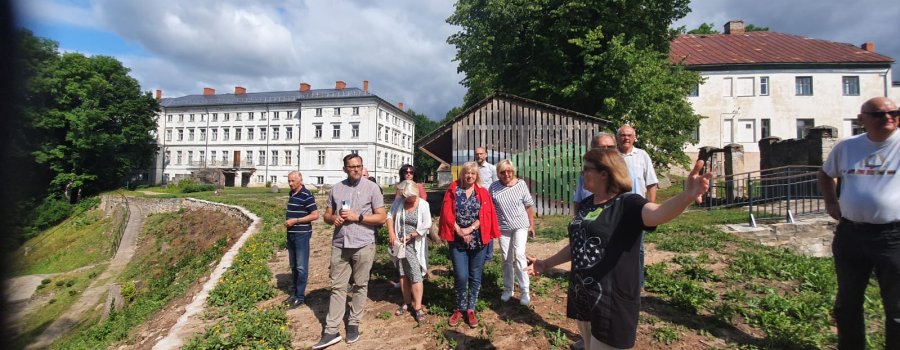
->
xmin=720 ymin=218 xmax=836 ymax=257
xmin=101 ymin=195 xmax=253 ymax=227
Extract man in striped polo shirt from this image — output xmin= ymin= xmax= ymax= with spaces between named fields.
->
xmin=284 ymin=170 xmax=319 ymax=309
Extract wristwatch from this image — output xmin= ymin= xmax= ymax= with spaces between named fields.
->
xmin=358 ymin=213 xmax=364 ymax=223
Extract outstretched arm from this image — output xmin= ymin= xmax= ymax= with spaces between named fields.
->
xmin=641 ymin=159 xmax=712 ymax=227
xmin=525 ymin=244 xmax=571 ymax=276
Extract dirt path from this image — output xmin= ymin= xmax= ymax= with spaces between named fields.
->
xmin=26 ymin=201 xmax=146 ymax=350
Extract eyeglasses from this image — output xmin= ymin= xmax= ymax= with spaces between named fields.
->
xmin=596 ymin=145 xmax=616 ymax=150
xmin=499 ymin=170 xmax=514 ymax=174
xmin=345 ymin=165 xmax=362 ymax=169
xmin=862 ymin=111 xmax=900 ymax=118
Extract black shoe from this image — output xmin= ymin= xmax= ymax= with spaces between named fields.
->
xmin=283 ymin=296 xmax=296 ymax=305
xmin=289 ymin=298 xmax=305 ymax=309
xmin=312 ymin=333 xmax=342 ymax=349
xmin=346 ymin=325 xmax=360 ymax=344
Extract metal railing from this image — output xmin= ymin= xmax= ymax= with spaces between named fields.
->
xmin=695 ymin=165 xmax=824 ymax=226
xmin=111 ymin=191 xmax=130 ymax=255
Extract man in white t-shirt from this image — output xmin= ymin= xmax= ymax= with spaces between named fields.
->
xmin=617 ymin=125 xmax=658 ymax=290
xmin=819 ymin=96 xmax=900 ymax=349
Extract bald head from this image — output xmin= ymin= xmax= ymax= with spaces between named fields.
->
xmin=861 ymin=97 xmax=898 ymax=114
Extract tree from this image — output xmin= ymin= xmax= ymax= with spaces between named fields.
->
xmin=745 ymin=24 xmax=769 ymax=32
xmin=20 ymin=30 xmax=159 ymax=197
xmin=407 ymin=109 xmax=440 ymax=182
xmin=447 ymin=0 xmax=701 ymax=169
xmin=687 ymin=22 xmax=720 ymax=34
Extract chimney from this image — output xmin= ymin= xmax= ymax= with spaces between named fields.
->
xmin=203 ymin=87 xmax=215 ymax=96
xmin=234 ymin=86 xmax=246 ymax=95
xmin=155 ymin=89 xmax=162 ymax=101
xmin=724 ymin=20 xmax=744 ymax=35
xmin=363 ymin=80 xmax=369 ymax=93
xmin=299 ymin=83 xmax=311 ymax=92
xmin=398 ymin=102 xmax=404 ymax=111
xmin=861 ymin=42 xmax=875 ymax=52
xmin=335 ymin=80 xmax=346 ymax=90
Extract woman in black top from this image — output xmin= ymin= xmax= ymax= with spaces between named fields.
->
xmin=526 ymin=148 xmax=711 ymax=349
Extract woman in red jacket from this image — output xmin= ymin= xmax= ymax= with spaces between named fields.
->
xmin=439 ymin=161 xmax=501 ymax=328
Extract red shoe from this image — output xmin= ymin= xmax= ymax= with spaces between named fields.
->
xmin=448 ymin=309 xmax=463 ymax=327
xmin=466 ymin=309 xmax=478 ymax=328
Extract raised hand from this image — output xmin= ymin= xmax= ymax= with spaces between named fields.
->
xmin=685 ymin=159 xmax=713 ymax=204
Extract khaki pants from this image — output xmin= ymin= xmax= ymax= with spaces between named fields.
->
xmin=324 ymin=244 xmax=376 ymax=334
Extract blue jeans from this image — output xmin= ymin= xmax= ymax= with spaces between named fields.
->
xmin=485 ymin=239 xmax=494 ymax=262
xmin=833 ymin=219 xmax=900 ymax=349
xmin=449 ymin=244 xmax=487 ymax=311
xmin=287 ymin=232 xmax=311 ymax=301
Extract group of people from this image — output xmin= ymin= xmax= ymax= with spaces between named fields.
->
xmin=282 ymin=96 xmax=899 ymax=350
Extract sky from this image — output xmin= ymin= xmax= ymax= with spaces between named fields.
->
xmin=13 ymin=0 xmax=900 ymax=121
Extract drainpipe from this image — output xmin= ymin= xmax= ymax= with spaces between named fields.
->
xmin=883 ymin=68 xmax=891 ymax=97
xmin=203 ymin=106 xmax=211 ymax=169
xmin=296 ymin=102 xmax=302 ymax=172
xmin=265 ymin=103 xmax=271 ymax=184
xmin=160 ymin=106 xmax=167 ymax=185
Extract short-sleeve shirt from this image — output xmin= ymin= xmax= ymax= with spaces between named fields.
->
xmin=286 ymin=186 xmax=317 ymax=235
xmin=822 ymin=130 xmax=900 ymax=224
xmin=478 ymin=162 xmax=497 ymax=188
xmin=621 ymin=147 xmax=658 ymax=198
xmin=327 ymin=177 xmax=385 ymax=248
xmin=489 ymin=179 xmax=535 ymax=230
xmin=573 ymin=175 xmax=593 ymax=204
xmin=566 ymin=193 xmax=652 ymax=349
xmin=453 ymin=185 xmax=483 ymax=250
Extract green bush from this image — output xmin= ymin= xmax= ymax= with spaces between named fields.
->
xmin=180 ymin=184 xmax=216 ymax=193
xmin=23 ymin=196 xmax=73 ymax=238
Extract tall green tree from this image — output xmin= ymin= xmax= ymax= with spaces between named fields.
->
xmin=687 ymin=22 xmax=719 ymax=34
xmin=20 ymin=30 xmax=159 ymax=197
xmin=407 ymin=109 xmax=440 ymax=182
xmin=447 ymin=0 xmax=701 ymax=169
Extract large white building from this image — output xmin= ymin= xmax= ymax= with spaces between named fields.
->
xmin=151 ymin=81 xmax=415 ymax=187
xmin=671 ymin=21 xmax=895 ymax=170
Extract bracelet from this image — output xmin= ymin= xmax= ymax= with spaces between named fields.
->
xmin=359 ymin=213 xmax=364 ymax=222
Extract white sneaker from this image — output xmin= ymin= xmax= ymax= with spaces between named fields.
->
xmin=519 ymin=293 xmax=531 ymax=306
xmin=500 ymin=290 xmax=512 ymax=302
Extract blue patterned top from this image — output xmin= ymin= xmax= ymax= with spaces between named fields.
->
xmin=453 ymin=185 xmax=483 ymax=250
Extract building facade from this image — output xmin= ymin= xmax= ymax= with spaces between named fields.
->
xmin=152 ymin=81 xmax=415 ymax=187
xmin=671 ymin=21 xmax=895 ymax=171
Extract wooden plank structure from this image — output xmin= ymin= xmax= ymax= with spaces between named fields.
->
xmin=417 ymin=92 xmax=611 ymax=215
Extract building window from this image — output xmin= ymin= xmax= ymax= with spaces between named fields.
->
xmin=260 ymin=127 xmax=267 ymax=140
xmin=285 ymin=150 xmax=292 ymax=165
xmin=211 ymin=129 xmax=218 ymax=141
xmin=842 ymin=76 xmax=860 ymax=96
xmin=260 ymin=112 xmax=267 ymax=120
xmin=316 ymin=176 xmax=324 ymax=185
xmin=179 ymin=114 xmax=184 ymax=122
xmin=178 ymin=129 xmax=184 ymax=141
xmin=722 ymin=77 xmax=733 ymax=97
xmin=273 ymin=111 xmax=280 ymax=120
xmin=189 ymin=114 xmax=195 ymax=122
xmin=796 ymin=118 xmax=815 ymax=139
xmin=736 ymin=77 xmax=754 ymax=97
xmin=759 ymin=77 xmax=769 ymax=96
xmin=270 ymin=175 xmax=277 ymax=184
xmin=235 ymin=128 xmax=242 ymax=141
xmin=795 ymin=76 xmax=813 ymax=96
xmin=212 ymin=113 xmax=218 ymax=122
xmin=200 ymin=114 xmax=206 ymax=122
xmin=223 ymin=128 xmax=230 ymax=140
xmin=314 ymin=124 xmax=323 ymax=138
xmin=761 ymin=118 xmax=771 ymax=138
xmin=352 ymin=107 xmax=359 ymax=115
xmin=235 ymin=112 xmax=242 ymax=121
xmin=351 ymin=123 xmax=360 ymax=138
xmin=167 ymin=114 xmax=173 ymax=122
xmin=165 ymin=129 xmax=172 ymax=141
xmin=350 ymin=149 xmax=359 ymax=155
xmin=377 ymin=125 xmax=383 ymax=141
xmin=199 ymin=128 xmax=206 ymax=141
xmin=286 ymin=127 xmax=293 ymax=140
xmin=315 ymin=108 xmax=322 ymax=117
xmin=286 ymin=111 xmax=294 ymax=119
xmin=188 ymin=151 xmax=193 ymax=164
xmin=384 ymin=127 xmax=389 ymax=141
xmin=176 ymin=151 xmax=182 ymax=165
xmin=259 ymin=151 xmax=266 ymax=166
xmin=248 ymin=112 xmax=255 ymax=120
xmin=272 ymin=127 xmax=279 ymax=140
xmin=271 ymin=151 xmax=278 ymax=165
xmin=199 ymin=151 xmax=205 ymax=163
xmin=851 ymin=119 xmax=864 ymax=135
xmin=222 ymin=150 xmax=228 ymax=163
xmin=688 ymin=84 xmax=699 ymax=97
xmin=257 ymin=175 xmax=264 ymax=183
xmin=248 ymin=128 xmax=255 ymax=140
xmin=334 ymin=107 xmax=341 ymax=117
xmin=247 ymin=150 xmax=253 ymax=164
xmin=189 ymin=129 xmax=195 ymax=141
xmin=224 ymin=113 xmax=230 ymax=121
xmin=332 ymin=124 xmax=341 ymax=138
xmin=318 ymin=150 xmax=325 ymax=165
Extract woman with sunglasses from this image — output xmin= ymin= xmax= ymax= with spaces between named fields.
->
xmin=488 ymin=159 xmax=536 ymax=306
xmin=526 ymin=149 xmax=711 ymax=349
xmin=397 ymin=164 xmax=427 ymax=200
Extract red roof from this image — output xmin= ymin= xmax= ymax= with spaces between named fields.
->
xmin=670 ymin=31 xmax=894 ymax=67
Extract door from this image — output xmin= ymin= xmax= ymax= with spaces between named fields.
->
xmin=233 ymin=151 xmax=241 ymax=168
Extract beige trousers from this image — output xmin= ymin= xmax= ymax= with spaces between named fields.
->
xmin=324 ymin=244 xmax=375 ymax=334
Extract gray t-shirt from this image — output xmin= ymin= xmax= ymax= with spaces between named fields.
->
xmin=327 ymin=177 xmax=385 ymax=248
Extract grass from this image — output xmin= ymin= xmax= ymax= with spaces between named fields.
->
xmin=12 ymin=206 xmax=124 ymax=276
xmin=11 ymin=264 xmax=108 ymax=349
xmin=50 ymin=209 xmax=245 ymax=349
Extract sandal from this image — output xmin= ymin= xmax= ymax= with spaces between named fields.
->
xmin=413 ymin=308 xmax=426 ymax=323
xmin=394 ymin=304 xmax=409 ymax=316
